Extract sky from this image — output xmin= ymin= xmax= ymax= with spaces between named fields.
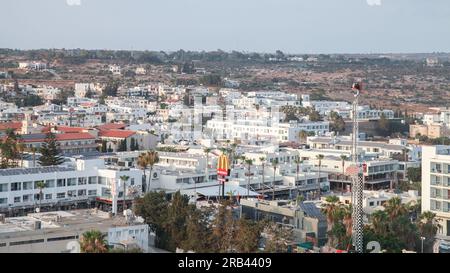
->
xmin=1 ymin=0 xmax=450 ymax=54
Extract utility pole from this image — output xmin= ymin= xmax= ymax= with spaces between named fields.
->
xmin=351 ymin=83 xmax=364 ymax=253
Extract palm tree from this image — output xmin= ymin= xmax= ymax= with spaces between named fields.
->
xmin=259 ymin=157 xmax=266 ymax=190
xmin=17 ymin=143 xmax=25 ymax=167
xmin=120 ymin=175 xmax=129 ymax=211
xmin=418 ymin=211 xmax=441 ymax=252
xmin=244 ymin=158 xmax=253 ymax=197
xmin=272 ymin=158 xmax=279 ymax=201
xmin=341 ymin=205 xmax=353 ymax=250
xmin=340 ymin=155 xmax=348 ymax=191
xmin=370 ymin=210 xmax=389 ymax=235
xmin=137 ymin=153 xmax=149 ymax=193
xmin=146 ymin=151 xmax=160 ymax=192
xmin=321 ymin=196 xmax=340 ymax=246
xmin=316 ymin=154 xmax=324 ymax=200
xmin=31 ymin=146 xmax=37 ymax=167
xmin=384 ymin=197 xmax=407 ymax=220
xmin=203 ymin=147 xmax=212 ymax=182
xmin=36 ymin=181 xmax=45 ymax=211
xmin=294 ymin=157 xmax=302 ymax=184
xmin=79 ymin=230 xmax=108 ymax=253
xmin=230 ymin=143 xmax=238 ymax=168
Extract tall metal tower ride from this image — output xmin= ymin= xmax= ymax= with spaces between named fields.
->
xmin=350 ymin=82 xmax=364 ymax=253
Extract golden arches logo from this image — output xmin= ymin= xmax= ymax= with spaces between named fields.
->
xmin=217 ymin=154 xmax=229 ymax=176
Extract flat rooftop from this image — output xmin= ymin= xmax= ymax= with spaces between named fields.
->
xmin=0 ymin=209 xmax=127 ymax=241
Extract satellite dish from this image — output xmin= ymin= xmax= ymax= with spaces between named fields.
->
xmin=35 ymin=207 xmax=40 ymax=213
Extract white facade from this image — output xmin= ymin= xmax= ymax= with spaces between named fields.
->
xmin=108 ymin=224 xmax=149 ymax=252
xmin=0 ymin=158 xmax=142 ymax=210
xmin=422 ymin=145 xmax=450 ymax=237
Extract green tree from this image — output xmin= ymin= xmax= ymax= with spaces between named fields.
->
xmin=35 ymin=181 xmax=46 ymax=211
xmin=79 ymin=230 xmax=108 ymax=253
xmin=329 ymin=111 xmax=345 ymax=133
xmin=38 ymin=131 xmax=64 ymax=166
xmin=163 ymin=191 xmax=190 ymax=251
xmin=316 ymin=154 xmax=325 ymax=199
xmin=235 ymin=218 xmax=262 ymax=253
xmin=407 ymin=167 xmax=421 ymax=183
xmin=133 ymin=191 xmax=169 ymax=249
xmin=0 ymin=129 xmax=21 ymax=168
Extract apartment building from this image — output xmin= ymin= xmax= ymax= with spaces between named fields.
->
xmin=0 ymin=158 xmax=142 ymax=214
xmin=422 ymin=145 xmax=450 ymax=237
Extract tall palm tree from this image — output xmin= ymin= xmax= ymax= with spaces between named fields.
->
xmin=31 ymin=146 xmax=37 ymax=167
xmin=244 ymin=158 xmax=253 ymax=197
xmin=418 ymin=211 xmax=441 ymax=252
xmin=259 ymin=157 xmax=266 ymax=190
xmin=120 ymin=175 xmax=129 ymax=211
xmin=340 ymin=155 xmax=348 ymax=191
xmin=341 ymin=205 xmax=353 ymax=251
xmin=294 ymin=157 xmax=302 ymax=184
xmin=272 ymin=158 xmax=279 ymax=201
xmin=384 ymin=197 xmax=407 ymax=220
xmin=321 ymin=195 xmax=340 ymax=246
xmin=316 ymin=154 xmax=324 ymax=200
xmin=146 ymin=151 xmax=160 ymax=192
xmin=137 ymin=153 xmax=149 ymax=193
xmin=230 ymin=143 xmax=238 ymax=168
xmin=371 ymin=210 xmax=389 ymax=235
xmin=79 ymin=230 xmax=108 ymax=253
xmin=36 ymin=181 xmax=45 ymax=211
xmin=17 ymin=143 xmax=25 ymax=167
xmin=203 ymin=147 xmax=212 ymax=182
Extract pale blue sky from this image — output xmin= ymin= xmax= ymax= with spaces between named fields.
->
xmin=1 ymin=0 xmax=450 ymax=53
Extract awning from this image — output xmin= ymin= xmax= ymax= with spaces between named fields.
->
xmin=182 ymin=185 xmax=260 ymax=197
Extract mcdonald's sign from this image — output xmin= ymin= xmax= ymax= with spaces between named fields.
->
xmin=217 ymin=154 xmax=230 ymax=176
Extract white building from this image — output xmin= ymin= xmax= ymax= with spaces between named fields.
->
xmin=422 ymin=145 xmax=450 ymax=238
xmin=108 ymin=224 xmax=149 ymax=252
xmin=0 ymin=158 xmax=142 ymax=212
xmin=109 ymin=65 xmax=121 ymax=75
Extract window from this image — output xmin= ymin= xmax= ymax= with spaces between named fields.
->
xmin=98 ymin=177 xmax=107 ymax=185
xmin=23 ymin=195 xmax=32 ymax=202
xmin=0 ymin=183 xmax=7 ymax=192
xmin=23 ymin=181 xmax=33 ymax=190
xmin=78 ymin=177 xmax=87 ymax=185
xmin=45 ymin=180 xmax=55 ymax=188
xmin=11 ymin=182 xmax=21 ymax=191
xmin=57 ymin=192 xmax=66 ymax=199
xmin=67 ymin=190 xmax=76 ymax=197
xmin=67 ymin=178 xmax=77 ymax=186
xmin=88 ymin=176 xmax=97 ymax=184
xmin=78 ymin=189 xmax=86 ymax=196
xmin=369 ymin=201 xmax=374 ymax=206
xmin=57 ymin=179 xmax=66 ymax=187
xmin=45 ymin=194 xmax=52 ymax=200
xmin=14 ymin=196 xmax=21 ymax=203
xmin=130 ymin=178 xmax=135 ymax=185
xmin=88 ymin=190 xmax=97 ymax=196
xmin=0 ymin=198 xmax=7 ymax=204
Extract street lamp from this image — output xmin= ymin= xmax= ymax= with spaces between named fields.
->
xmin=420 ymin=236 xmax=426 ymax=253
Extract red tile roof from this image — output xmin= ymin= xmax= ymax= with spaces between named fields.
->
xmin=56 ymin=133 xmax=95 ymax=141
xmin=10 ymin=132 xmax=96 ymax=143
xmin=99 ymin=130 xmax=135 ymax=139
xmin=0 ymin=122 xmax=22 ymax=131
xmin=97 ymin=123 xmax=127 ymax=130
xmin=55 ymin=126 xmax=87 ymax=133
